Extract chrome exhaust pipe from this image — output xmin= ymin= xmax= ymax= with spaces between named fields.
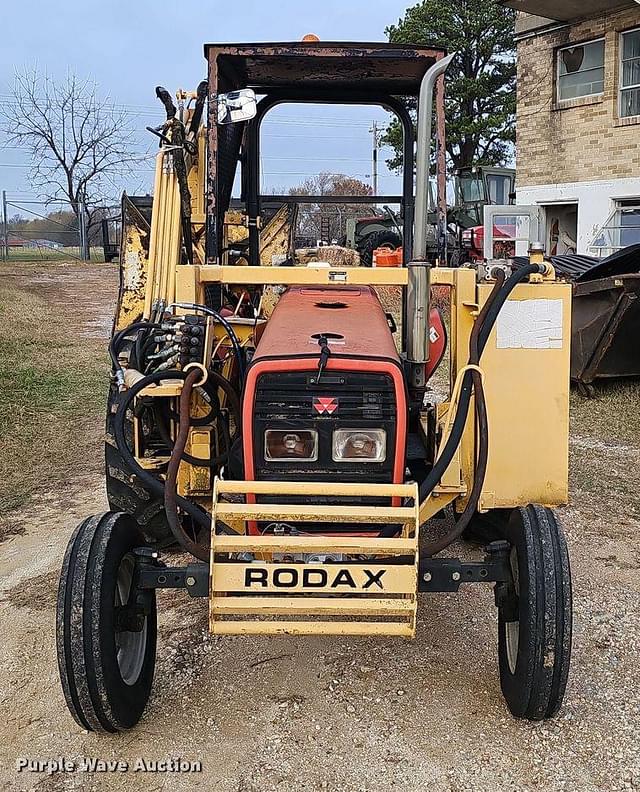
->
xmin=408 ymin=53 xmax=455 ymax=384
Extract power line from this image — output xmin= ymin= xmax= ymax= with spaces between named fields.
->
xmin=1 ymin=150 xmax=394 ymax=165
xmin=0 ymin=95 xmax=385 ymax=122
xmin=0 ymin=96 xmax=390 ymax=128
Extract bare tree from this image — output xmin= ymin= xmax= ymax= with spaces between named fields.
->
xmin=0 ymin=68 xmax=142 ymax=223
xmin=289 ymin=173 xmax=374 ymax=242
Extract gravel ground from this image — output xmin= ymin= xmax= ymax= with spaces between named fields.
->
xmin=0 ymin=264 xmax=638 ymax=792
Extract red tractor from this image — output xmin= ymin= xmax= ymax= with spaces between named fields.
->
xmin=457 ymin=167 xmax=517 ymax=262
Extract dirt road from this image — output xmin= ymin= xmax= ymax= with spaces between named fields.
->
xmin=0 ymin=263 xmax=639 ymax=792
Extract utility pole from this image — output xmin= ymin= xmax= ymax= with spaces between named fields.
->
xmin=2 ymin=191 xmax=8 ymax=263
xmin=369 ymin=121 xmax=383 ymax=197
xmin=78 ymin=193 xmax=90 ymax=261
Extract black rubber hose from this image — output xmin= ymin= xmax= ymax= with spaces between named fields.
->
xmin=113 ymin=370 xmax=235 ymax=541
xmin=165 ymin=369 xmax=208 ymax=560
xmin=160 ymin=388 xmax=217 ymax=427
xmin=203 ymin=310 xmax=246 ymax=382
xmin=380 ymin=264 xmax=543 ymax=540
xmin=109 ymin=321 xmax=161 ymax=373
xmin=155 ymin=401 xmax=233 ymax=469
xmin=140 ymin=335 xmax=160 ymax=372
xmin=416 ymin=263 xmax=543 ymax=506
xmin=188 ymin=80 xmax=208 ymax=137
xmin=152 ymin=370 xmax=240 ymax=468
xmin=135 ymin=330 xmax=159 ymax=372
xmin=422 ymin=271 xmax=506 ymax=556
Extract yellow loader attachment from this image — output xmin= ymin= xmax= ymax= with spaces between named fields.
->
xmin=210 ymin=480 xmax=420 ymax=637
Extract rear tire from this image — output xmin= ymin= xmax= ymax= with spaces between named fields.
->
xmin=497 ymin=505 xmax=572 ymax=720
xmin=105 ymin=380 xmax=171 ymax=544
xmin=358 ymin=229 xmax=402 ymax=267
xmin=56 ymin=512 xmax=157 ymax=732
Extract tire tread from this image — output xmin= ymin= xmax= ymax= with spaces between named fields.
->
xmin=56 ymin=512 xmax=156 ymax=733
xmin=498 ymin=505 xmax=572 ymax=721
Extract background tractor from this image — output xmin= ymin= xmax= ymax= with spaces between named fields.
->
xmin=344 ymin=166 xmax=517 ymax=267
xmin=456 ymin=166 xmax=517 ymax=263
xmin=344 ymin=207 xmax=403 ymax=266
xmin=56 ymin=41 xmax=572 ymax=733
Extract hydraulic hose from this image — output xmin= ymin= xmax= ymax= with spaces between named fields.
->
xmin=416 ymin=263 xmax=543 ymax=509
xmin=154 ymin=400 xmax=232 ymax=469
xmin=164 ymin=369 xmax=208 ymax=559
xmin=153 ymin=369 xmax=241 ymax=468
xmin=113 ymin=369 xmax=236 ymax=562
xmin=380 ymin=264 xmax=545 ymax=544
xmin=422 ymin=271 xmax=505 ymax=556
xmin=109 ymin=321 xmax=161 ymax=382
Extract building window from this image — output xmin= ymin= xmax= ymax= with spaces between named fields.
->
xmin=620 ymin=29 xmax=640 ymax=117
xmin=590 ymin=201 xmax=640 ymax=257
xmin=557 ymin=40 xmax=605 ymax=102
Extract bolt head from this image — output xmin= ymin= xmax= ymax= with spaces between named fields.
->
xmin=452 ymin=571 xmax=461 ymax=581
xmin=186 ymin=576 xmax=196 ymax=587
xmin=423 ymin=572 xmax=432 ymax=582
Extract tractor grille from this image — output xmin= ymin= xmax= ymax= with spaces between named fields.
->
xmin=254 ymin=371 xmax=396 ymax=421
xmin=252 ymin=370 xmax=399 ymax=485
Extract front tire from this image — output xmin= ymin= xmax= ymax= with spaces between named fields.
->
xmin=497 ymin=505 xmax=572 ymax=720
xmin=56 ymin=512 xmax=157 ymax=732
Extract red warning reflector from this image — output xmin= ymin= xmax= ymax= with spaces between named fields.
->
xmin=313 ymin=396 xmax=339 ymax=415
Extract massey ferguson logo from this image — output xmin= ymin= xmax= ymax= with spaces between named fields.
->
xmin=313 ymin=396 xmax=339 ymax=415
xmin=244 ymin=567 xmax=386 ymax=590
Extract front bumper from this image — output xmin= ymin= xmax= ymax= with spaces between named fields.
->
xmin=210 ymin=478 xmax=419 ymax=637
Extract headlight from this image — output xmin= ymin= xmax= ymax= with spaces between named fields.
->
xmin=264 ymin=429 xmax=318 ymax=462
xmin=332 ymin=429 xmax=386 ymax=462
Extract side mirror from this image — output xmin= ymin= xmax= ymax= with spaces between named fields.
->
xmin=217 ymin=89 xmax=257 ymax=125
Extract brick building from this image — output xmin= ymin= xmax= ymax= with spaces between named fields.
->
xmin=502 ymin=1 xmax=640 ymax=255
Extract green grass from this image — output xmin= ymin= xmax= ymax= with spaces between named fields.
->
xmin=3 ymin=247 xmax=106 ymax=263
xmin=0 ymin=283 xmax=108 ymax=515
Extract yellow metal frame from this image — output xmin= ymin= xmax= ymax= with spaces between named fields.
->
xmin=209 ymin=479 xmax=420 ymax=636
xmin=477 ymin=280 xmax=572 ymax=509
xmin=139 ymin=257 xmax=480 ymax=541
xmin=193 ymin=264 xmax=408 ymax=287
xmin=121 ymin=90 xmax=571 ymax=640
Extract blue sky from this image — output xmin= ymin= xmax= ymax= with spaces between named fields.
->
xmin=0 ymin=0 xmax=414 ymax=208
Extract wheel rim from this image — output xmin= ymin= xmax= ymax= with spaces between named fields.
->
xmin=505 ymin=546 xmax=520 ymax=675
xmin=114 ymin=554 xmax=147 ymax=686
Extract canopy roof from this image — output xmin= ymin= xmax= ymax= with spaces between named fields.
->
xmin=204 ymin=42 xmax=445 ymax=96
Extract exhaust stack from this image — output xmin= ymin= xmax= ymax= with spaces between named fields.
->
xmin=407 ymin=53 xmax=455 ymax=388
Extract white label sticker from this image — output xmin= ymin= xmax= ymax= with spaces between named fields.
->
xmin=496 ymin=299 xmax=563 ymax=350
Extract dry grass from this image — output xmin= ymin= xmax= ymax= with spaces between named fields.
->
xmin=570 ymin=380 xmax=640 ymax=444
xmin=568 ymin=380 xmax=640 ymax=530
xmin=0 ymin=280 xmax=108 ymax=528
